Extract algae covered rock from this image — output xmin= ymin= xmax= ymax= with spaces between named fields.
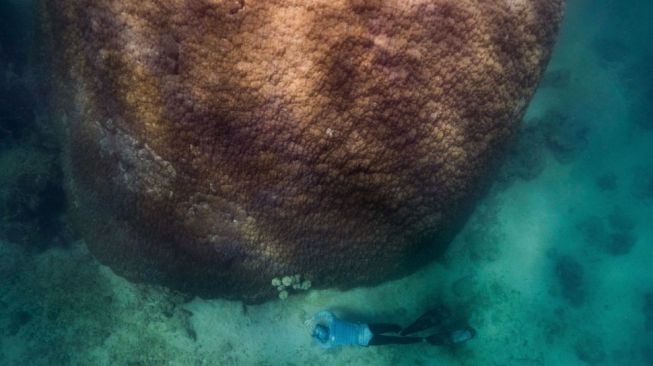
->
xmin=40 ymin=0 xmax=564 ymax=302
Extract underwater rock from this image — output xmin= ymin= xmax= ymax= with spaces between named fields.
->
xmin=553 ymin=255 xmax=586 ymax=306
xmin=40 ymin=0 xmax=564 ymax=301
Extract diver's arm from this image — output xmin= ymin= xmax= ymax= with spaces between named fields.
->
xmin=312 ymin=310 xmax=335 ymax=325
xmin=304 ymin=310 xmax=335 ymax=331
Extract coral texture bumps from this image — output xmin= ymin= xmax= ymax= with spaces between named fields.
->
xmin=41 ymin=0 xmax=564 ymax=302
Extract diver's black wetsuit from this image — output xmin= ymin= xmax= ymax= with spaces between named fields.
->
xmin=400 ymin=305 xmax=476 ymax=346
xmin=367 ymin=323 xmax=422 ymax=345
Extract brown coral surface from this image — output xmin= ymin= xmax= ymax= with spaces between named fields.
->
xmin=41 ymin=0 xmax=563 ymax=302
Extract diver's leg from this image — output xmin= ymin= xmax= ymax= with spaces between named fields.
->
xmin=424 ymin=332 xmax=449 ymax=346
xmin=368 ymin=335 xmax=423 ymax=346
xmin=368 ymin=323 xmax=402 ymax=334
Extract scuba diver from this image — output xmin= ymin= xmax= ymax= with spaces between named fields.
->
xmin=308 ymin=304 xmax=476 ymax=348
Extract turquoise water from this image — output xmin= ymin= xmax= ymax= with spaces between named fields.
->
xmin=1 ymin=0 xmax=652 ymax=365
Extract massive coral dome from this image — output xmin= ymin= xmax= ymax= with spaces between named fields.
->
xmin=41 ymin=0 xmax=563 ymax=302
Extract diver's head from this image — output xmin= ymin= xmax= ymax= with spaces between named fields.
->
xmin=312 ymin=324 xmax=330 ymax=343
xmin=450 ymin=327 xmax=476 ymax=344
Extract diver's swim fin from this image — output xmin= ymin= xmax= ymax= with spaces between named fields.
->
xmin=425 ymin=327 xmax=476 ymax=346
xmin=400 ymin=305 xmax=451 ymax=336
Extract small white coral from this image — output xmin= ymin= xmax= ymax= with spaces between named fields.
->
xmin=272 ymin=274 xmax=312 ymax=300
xmin=281 ymin=276 xmax=293 ymax=287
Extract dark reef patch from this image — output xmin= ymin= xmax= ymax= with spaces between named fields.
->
xmin=630 ymin=166 xmax=653 ymax=203
xmin=643 ymin=346 xmax=653 ymax=366
xmin=0 ymin=1 xmax=34 ymax=75
xmin=540 ymin=68 xmax=571 ymax=89
xmin=497 ymin=107 xmax=592 ymax=184
xmin=595 ymin=173 xmax=618 ymax=192
xmin=497 ymin=125 xmax=547 ymax=185
xmin=0 ymin=0 xmax=37 ymax=144
xmin=573 ymin=333 xmax=606 ymax=365
xmin=0 ymin=0 xmax=68 ymax=250
xmin=606 ymin=209 xmax=636 ymax=255
xmin=0 ymin=147 xmax=67 ymax=249
xmin=609 ymin=33 xmax=653 ymax=131
xmin=553 ymin=254 xmax=586 ymax=306
xmin=629 ymin=73 xmax=653 ymax=131
xmin=594 ymin=36 xmax=631 ymax=66
xmin=644 ymin=292 xmax=653 ymax=332
xmin=540 ymin=110 xmax=590 ymax=164
xmin=606 ymin=232 xmax=636 ymax=256
xmin=0 ymin=78 xmax=36 ymax=144
xmin=577 ymin=215 xmax=607 ymax=248
xmin=576 ymin=210 xmax=637 ymax=257
xmin=633 ymin=86 xmax=653 ymax=131
xmin=6 ymin=310 xmax=32 ymax=336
